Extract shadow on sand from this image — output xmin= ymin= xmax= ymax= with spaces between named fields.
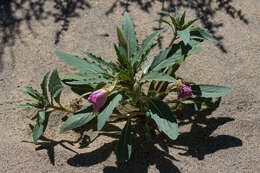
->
xmin=29 ymin=98 xmax=242 ymax=172
xmin=0 ymin=1 xmax=248 ymax=72
xmin=106 ymin=0 xmax=248 ymax=52
xmin=0 ymin=0 xmax=91 ymax=72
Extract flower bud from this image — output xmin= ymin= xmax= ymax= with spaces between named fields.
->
xmin=177 ymin=84 xmax=192 ymax=100
xmin=88 ymin=89 xmax=109 ymax=112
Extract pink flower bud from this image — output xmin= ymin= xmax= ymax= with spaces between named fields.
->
xmin=177 ymin=84 xmax=192 ymax=100
xmin=88 ymin=89 xmax=109 ymax=112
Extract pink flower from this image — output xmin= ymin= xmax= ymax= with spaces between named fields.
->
xmin=177 ymin=84 xmax=192 ymax=100
xmin=88 ymin=89 xmax=109 ymax=112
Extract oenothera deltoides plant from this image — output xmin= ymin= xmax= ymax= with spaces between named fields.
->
xmin=19 ymin=11 xmax=231 ymax=162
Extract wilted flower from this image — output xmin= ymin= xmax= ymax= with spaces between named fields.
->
xmin=177 ymin=84 xmax=192 ymax=100
xmin=88 ymin=89 xmax=109 ymax=112
xmin=70 ymin=98 xmax=83 ymax=111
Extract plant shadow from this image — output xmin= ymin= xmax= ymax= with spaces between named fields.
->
xmin=0 ymin=0 xmax=91 ymax=72
xmin=65 ymin=98 xmax=242 ymax=172
xmin=170 ymin=98 xmax=242 ymax=160
xmin=67 ymin=130 xmax=181 ymax=173
xmin=22 ymin=134 xmax=79 ymax=166
xmin=106 ymin=0 xmax=249 ymax=52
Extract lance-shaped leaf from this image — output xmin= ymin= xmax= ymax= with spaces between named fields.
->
xmin=33 ymin=111 xmax=51 ymax=144
xmin=80 ymin=50 xmax=115 ymax=73
xmin=179 ymin=11 xmax=186 ymax=26
xmin=140 ymin=72 xmax=177 ymax=83
xmin=187 ymin=46 xmax=202 ymax=56
xmin=117 ymin=27 xmax=127 ymax=50
xmin=18 ymin=103 xmax=39 ymax=108
xmin=97 ymin=94 xmax=122 ymax=131
xmin=54 ymin=50 xmax=105 ymax=73
xmin=116 ymin=119 xmax=132 ymax=162
xmin=159 ymin=19 xmax=174 ymax=30
xmin=122 ymin=12 xmax=137 ymax=60
xmin=61 ymin=74 xmax=94 ymax=81
xmin=160 ymin=11 xmax=178 ymax=28
xmin=190 ymin=27 xmax=217 ymax=43
xmin=60 ymin=106 xmax=95 ymax=133
xmin=41 ymin=71 xmax=50 ymax=100
xmin=182 ymin=19 xmax=198 ymax=30
xmin=151 ymin=49 xmax=182 ymax=71
xmin=133 ymin=29 xmax=165 ymax=68
xmin=114 ymin=44 xmax=130 ymax=69
xmin=191 ymin=85 xmax=231 ymax=98
xmin=48 ymin=69 xmax=64 ymax=104
xmin=149 ymin=48 xmax=171 ymax=71
xmin=22 ymin=86 xmax=43 ymax=100
xmin=66 ymin=77 xmax=112 ymax=85
xmin=148 ymin=100 xmax=178 ymax=140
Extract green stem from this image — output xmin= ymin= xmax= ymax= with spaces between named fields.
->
xmin=169 ymin=32 xmax=177 ymax=47
xmin=78 ymin=92 xmax=91 ymax=100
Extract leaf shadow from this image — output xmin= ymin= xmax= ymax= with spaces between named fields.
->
xmin=65 ymin=97 xmax=242 ymax=172
xmin=169 ymin=97 xmax=242 ymax=160
xmin=0 ymin=0 xmax=91 ymax=73
xmin=67 ymin=131 xmax=181 ymax=173
xmin=106 ymin=0 xmax=249 ymax=53
xmin=22 ymin=134 xmax=79 ymax=166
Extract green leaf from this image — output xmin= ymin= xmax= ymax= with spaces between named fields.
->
xmin=134 ymin=29 xmax=165 ymax=68
xmin=33 ymin=111 xmax=51 ymax=144
xmin=152 ymin=48 xmax=182 ymax=72
xmin=66 ymin=78 xmax=112 ymax=85
xmin=117 ymin=27 xmax=127 ymax=50
xmin=48 ymin=69 xmax=64 ymax=103
xmin=41 ymin=71 xmax=50 ymax=100
xmin=149 ymin=48 xmax=171 ymax=71
xmin=160 ymin=11 xmax=177 ymax=28
xmin=22 ymin=86 xmax=42 ymax=100
xmin=17 ymin=103 xmax=38 ymax=108
xmin=190 ymin=27 xmax=217 ymax=43
xmin=119 ymin=70 xmax=132 ymax=81
xmin=182 ymin=19 xmax=198 ymax=30
xmin=148 ymin=100 xmax=178 ymax=140
xmin=114 ymin=44 xmax=129 ymax=68
xmin=80 ymin=50 xmax=115 ymax=73
xmin=54 ymin=50 xmax=105 ymax=73
xmin=191 ymin=85 xmax=231 ymax=98
xmin=180 ymin=11 xmax=186 ymax=26
xmin=116 ymin=119 xmax=132 ymax=162
xmin=97 ymin=94 xmax=122 ymax=131
xmin=140 ymin=72 xmax=177 ymax=83
xmin=159 ymin=19 xmax=174 ymax=30
xmin=61 ymin=74 xmax=93 ymax=81
xmin=177 ymin=29 xmax=190 ymax=45
xmin=187 ymin=46 xmax=202 ymax=56
xmin=60 ymin=110 xmax=95 ymax=133
xmin=122 ymin=12 xmax=137 ymax=60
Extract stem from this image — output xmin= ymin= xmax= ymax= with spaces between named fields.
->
xmin=169 ymin=32 xmax=177 ymax=47
xmin=78 ymin=92 xmax=91 ymax=100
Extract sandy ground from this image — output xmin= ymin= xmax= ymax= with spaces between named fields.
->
xmin=0 ymin=0 xmax=259 ymax=172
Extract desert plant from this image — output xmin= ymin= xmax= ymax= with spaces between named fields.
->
xmin=19 ymin=11 xmax=231 ymax=162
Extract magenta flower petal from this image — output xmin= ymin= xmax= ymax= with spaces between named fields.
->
xmin=88 ymin=89 xmax=108 ymax=112
xmin=177 ymin=84 xmax=192 ymax=100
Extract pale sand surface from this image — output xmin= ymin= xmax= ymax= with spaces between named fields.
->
xmin=0 ymin=0 xmax=259 ymax=172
